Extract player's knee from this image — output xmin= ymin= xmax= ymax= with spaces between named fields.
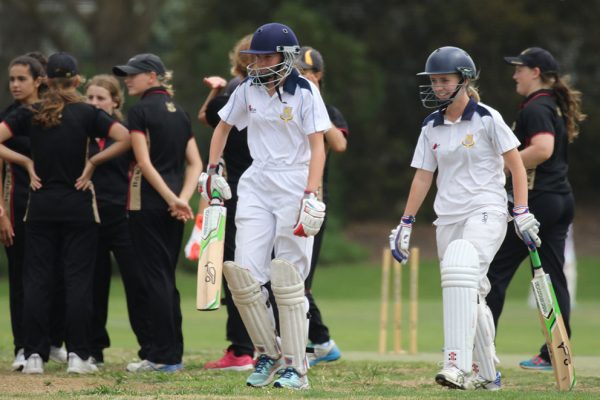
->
xmin=271 ymin=258 xmax=305 ymax=306
xmin=441 ymin=239 xmax=479 ymax=289
xmin=223 ymin=261 xmax=263 ymax=305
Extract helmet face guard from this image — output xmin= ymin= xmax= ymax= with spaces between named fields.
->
xmin=417 ymin=46 xmax=478 ymax=109
xmin=242 ymin=23 xmax=300 ymax=90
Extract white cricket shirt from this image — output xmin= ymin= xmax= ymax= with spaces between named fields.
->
xmin=219 ymin=69 xmax=331 ymax=167
xmin=411 ymin=99 xmax=520 ymax=225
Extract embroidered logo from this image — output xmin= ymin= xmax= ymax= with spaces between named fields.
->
xmin=461 ymin=133 xmax=475 ymax=148
xmin=448 ymin=352 xmax=457 ymax=362
xmin=280 ymin=106 xmax=293 ymax=122
xmin=165 ymin=102 xmax=177 ymax=112
xmin=432 ymin=143 xmax=440 ymax=150
xmin=248 ymin=104 xmax=257 ymax=113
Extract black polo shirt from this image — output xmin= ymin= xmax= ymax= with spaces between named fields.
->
xmin=0 ymin=102 xmax=30 ymax=222
xmin=2 ymin=102 xmax=115 ymax=222
xmin=127 ymin=87 xmax=193 ymax=210
xmin=322 ymin=104 xmax=349 ymax=202
xmin=88 ymin=134 xmax=132 ymax=209
xmin=513 ymin=89 xmax=570 ymax=197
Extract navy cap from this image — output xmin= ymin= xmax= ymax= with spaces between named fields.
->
xmin=47 ymin=52 xmax=78 ymax=78
xmin=504 ymin=47 xmax=559 ymax=73
xmin=112 ymin=53 xmax=166 ymax=76
xmin=296 ymin=47 xmax=324 ymax=73
xmin=241 ymin=22 xmax=299 ymax=55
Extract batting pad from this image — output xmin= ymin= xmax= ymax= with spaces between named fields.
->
xmin=440 ymin=239 xmax=479 ymax=373
xmin=223 ymin=261 xmax=280 ymax=359
xmin=271 ymin=258 xmax=309 ymax=375
xmin=473 ymin=300 xmax=499 ymax=381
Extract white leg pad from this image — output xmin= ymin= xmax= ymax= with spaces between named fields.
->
xmin=223 ymin=261 xmax=280 ymax=359
xmin=271 ymin=258 xmax=308 ymax=375
xmin=440 ymin=239 xmax=479 ymax=373
xmin=473 ymin=299 xmax=499 ymax=381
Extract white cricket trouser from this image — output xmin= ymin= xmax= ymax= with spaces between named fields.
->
xmin=235 ymin=163 xmax=314 ymax=284
xmin=436 ymin=211 xmax=508 ymax=297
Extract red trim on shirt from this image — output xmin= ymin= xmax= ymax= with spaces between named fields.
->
xmin=1 ymin=121 xmax=15 ymax=138
xmin=525 ymin=131 xmax=555 ymax=147
xmin=521 ymin=92 xmax=552 ymax=109
xmin=339 ymin=127 xmax=349 ymax=137
xmin=130 ymin=129 xmax=146 ymax=136
xmin=142 ymin=89 xmax=170 ymax=99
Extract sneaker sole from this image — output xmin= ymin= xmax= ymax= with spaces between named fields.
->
xmin=273 ymin=381 xmax=310 ymax=390
xmin=247 ymin=369 xmax=282 ymax=387
xmin=22 ymin=368 xmax=43 ymax=374
xmin=205 ymin=364 xmax=254 ymax=372
xmin=519 ymin=365 xmax=552 ymax=371
xmin=309 ymin=350 xmax=341 ymax=367
xmin=435 ymin=374 xmax=465 ymax=390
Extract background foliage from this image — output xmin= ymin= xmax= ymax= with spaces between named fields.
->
xmin=0 ymin=0 xmax=598 ymax=224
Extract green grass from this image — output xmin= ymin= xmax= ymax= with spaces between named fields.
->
xmin=0 ymin=257 xmax=599 ymax=398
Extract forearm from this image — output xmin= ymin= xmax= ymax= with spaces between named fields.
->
xmin=89 ymin=140 xmax=131 ymax=167
xmin=307 ymin=134 xmax=326 ymax=193
xmin=0 ymin=145 xmax=31 ymax=168
xmin=519 ymin=146 xmax=549 ymax=169
xmin=179 ymin=161 xmax=202 ymax=203
xmin=403 ymin=169 xmax=433 ymax=217
xmin=504 ymin=148 xmax=529 ymax=206
xmin=198 ymin=88 xmax=222 ymax=125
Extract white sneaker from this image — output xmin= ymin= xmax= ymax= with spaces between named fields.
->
xmin=126 ymin=359 xmax=183 ymax=373
xmin=67 ymin=352 xmax=99 ymax=374
xmin=49 ymin=346 xmax=68 ymax=363
xmin=464 ymin=372 xmax=502 ymax=391
xmin=22 ymin=353 xmax=44 ymax=374
xmin=435 ymin=365 xmax=469 ymax=389
xmin=11 ymin=348 xmax=26 ymax=371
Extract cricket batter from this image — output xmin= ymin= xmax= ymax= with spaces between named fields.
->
xmin=389 ymin=47 xmax=540 ymax=390
xmin=200 ymin=22 xmax=329 ymax=390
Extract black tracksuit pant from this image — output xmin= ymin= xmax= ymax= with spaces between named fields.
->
xmin=90 ymin=205 xmax=151 ymax=362
xmin=486 ymin=192 xmax=575 ymax=362
xmin=129 ymin=209 xmax=184 ymax=365
xmin=23 ymin=221 xmax=97 ymax=361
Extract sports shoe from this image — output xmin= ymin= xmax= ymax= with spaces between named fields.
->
xmin=49 ymin=346 xmax=68 ymax=363
xmin=273 ymin=367 xmax=310 ymax=390
xmin=204 ymin=349 xmax=255 ymax=371
xmin=22 ymin=353 xmax=44 ymax=374
xmin=464 ymin=372 xmax=502 ymax=391
xmin=435 ymin=365 xmax=469 ymax=389
xmin=519 ymin=355 xmax=552 ymax=371
xmin=67 ymin=352 xmax=99 ymax=374
xmin=308 ymin=340 xmax=341 ymax=367
xmin=246 ymin=355 xmax=283 ymax=387
xmin=126 ymin=359 xmax=183 ymax=373
xmin=90 ymin=357 xmax=104 ymax=368
xmin=11 ymin=348 xmax=26 ymax=371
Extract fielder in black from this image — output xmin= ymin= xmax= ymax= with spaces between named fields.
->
xmin=487 ymin=47 xmax=585 ymax=370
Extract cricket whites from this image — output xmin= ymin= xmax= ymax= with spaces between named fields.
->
xmin=527 ymin=242 xmax=575 ymax=391
xmin=196 ymin=198 xmax=227 ymax=311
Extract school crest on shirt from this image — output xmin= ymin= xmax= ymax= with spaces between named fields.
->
xmin=165 ymin=102 xmax=177 ymax=112
xmin=280 ymin=106 xmax=293 ymax=122
xmin=461 ymin=133 xmax=475 ymax=148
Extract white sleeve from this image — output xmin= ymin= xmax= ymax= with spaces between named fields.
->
xmin=410 ymin=126 xmax=437 ymax=172
xmin=489 ymin=108 xmax=520 ymax=155
xmin=218 ymin=83 xmax=249 ymax=130
xmin=302 ymin=82 xmax=331 ymax=135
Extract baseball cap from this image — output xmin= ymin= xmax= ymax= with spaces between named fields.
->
xmin=296 ymin=46 xmax=324 ymax=73
xmin=504 ymin=47 xmax=559 ymax=73
xmin=112 ymin=53 xmax=166 ymax=76
xmin=47 ymin=52 xmax=78 ymax=78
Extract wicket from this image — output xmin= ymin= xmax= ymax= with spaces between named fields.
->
xmin=378 ymin=247 xmax=419 ymax=355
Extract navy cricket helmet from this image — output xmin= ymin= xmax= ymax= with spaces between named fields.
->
xmin=242 ymin=22 xmax=301 ymax=89
xmin=417 ymin=46 xmax=478 ymax=109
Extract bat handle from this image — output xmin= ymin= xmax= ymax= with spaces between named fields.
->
xmin=523 ymin=232 xmax=542 ymax=269
xmin=209 ymin=197 xmax=223 ymax=207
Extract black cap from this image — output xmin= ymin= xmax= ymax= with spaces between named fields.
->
xmin=296 ymin=46 xmax=324 ymax=73
xmin=504 ymin=47 xmax=559 ymax=73
xmin=112 ymin=53 xmax=166 ymax=76
xmin=47 ymin=52 xmax=78 ymax=78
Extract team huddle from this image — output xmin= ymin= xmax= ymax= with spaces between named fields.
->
xmin=1 ymin=21 xmax=582 ymax=392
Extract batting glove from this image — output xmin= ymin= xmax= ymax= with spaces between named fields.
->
xmin=293 ymin=191 xmax=326 ymax=237
xmin=513 ymin=206 xmax=541 ymax=248
xmin=199 ymin=162 xmax=231 ymax=202
xmin=389 ymin=215 xmax=415 ymax=264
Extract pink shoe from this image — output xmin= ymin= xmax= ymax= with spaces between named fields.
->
xmin=204 ymin=349 xmax=254 ymax=371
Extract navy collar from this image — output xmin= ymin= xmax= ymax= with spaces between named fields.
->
xmin=433 ymin=97 xmax=478 ymax=127
xmin=282 ymin=69 xmax=302 ymax=95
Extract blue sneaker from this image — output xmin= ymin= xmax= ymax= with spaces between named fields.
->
xmin=273 ymin=367 xmax=310 ymax=390
xmin=308 ymin=340 xmax=341 ymax=367
xmin=126 ymin=359 xmax=183 ymax=372
xmin=519 ymin=355 xmax=552 ymax=371
xmin=246 ymin=355 xmax=282 ymax=387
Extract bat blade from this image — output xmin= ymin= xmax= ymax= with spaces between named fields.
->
xmin=196 ymin=202 xmax=226 ymax=311
xmin=530 ymin=250 xmax=576 ymax=391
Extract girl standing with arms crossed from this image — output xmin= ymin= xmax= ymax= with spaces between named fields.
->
xmin=202 ymin=23 xmax=329 ymax=390
xmin=389 ymin=47 xmax=540 ymax=390
xmin=84 ymin=75 xmax=151 ymax=366
xmin=112 ymin=53 xmax=202 ymax=372
xmin=0 ymin=52 xmax=131 ymax=374
xmin=487 ymin=47 xmax=585 ymax=370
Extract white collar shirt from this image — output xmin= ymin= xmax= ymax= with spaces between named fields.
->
xmin=411 ymin=99 xmax=520 ymax=225
xmin=218 ymin=69 xmax=331 ymax=167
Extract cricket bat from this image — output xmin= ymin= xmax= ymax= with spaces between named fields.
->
xmin=196 ymin=198 xmax=227 ymax=311
xmin=527 ymin=242 xmax=576 ymax=391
